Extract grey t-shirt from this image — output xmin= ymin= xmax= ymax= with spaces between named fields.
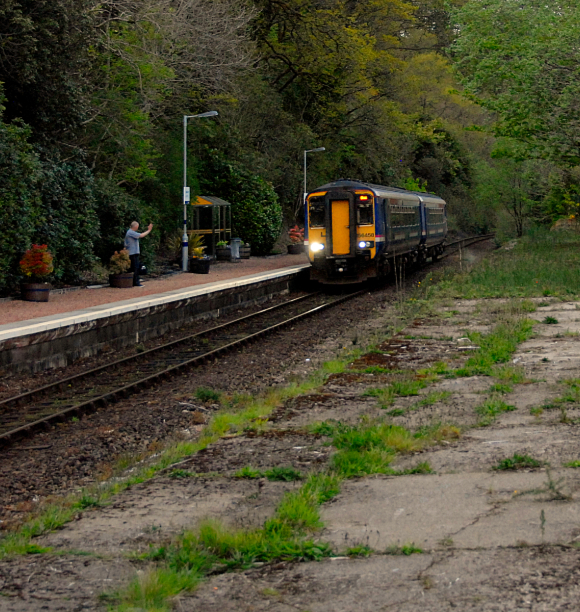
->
xmin=125 ymin=229 xmax=141 ymax=255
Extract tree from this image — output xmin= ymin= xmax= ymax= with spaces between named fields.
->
xmin=198 ymin=149 xmax=283 ymax=254
xmin=452 ymin=0 xmax=580 ymax=166
xmin=0 ymin=0 xmax=96 ymax=148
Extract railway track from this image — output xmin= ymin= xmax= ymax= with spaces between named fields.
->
xmin=444 ymin=233 xmax=495 ymax=254
xmin=0 ymin=291 xmax=363 ymax=447
xmin=0 ymin=233 xmax=494 ymax=448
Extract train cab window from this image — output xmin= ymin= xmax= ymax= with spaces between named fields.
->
xmin=356 ymin=196 xmax=373 ymax=225
xmin=309 ymin=197 xmax=325 ymax=228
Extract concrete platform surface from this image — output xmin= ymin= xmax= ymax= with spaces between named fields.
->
xmin=0 ymin=254 xmax=309 ymax=328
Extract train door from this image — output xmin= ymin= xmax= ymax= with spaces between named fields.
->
xmin=326 ymin=191 xmax=355 ymax=256
xmin=419 ymin=198 xmax=427 ymax=244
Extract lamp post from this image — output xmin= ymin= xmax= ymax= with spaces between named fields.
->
xmin=303 ymin=147 xmax=325 ymax=204
xmin=182 ymin=110 xmax=218 ymax=272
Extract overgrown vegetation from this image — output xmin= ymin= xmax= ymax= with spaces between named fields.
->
xmin=430 ymin=232 xmax=580 ymax=300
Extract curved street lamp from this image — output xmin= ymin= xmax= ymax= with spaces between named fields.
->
xmin=182 ymin=111 xmax=219 ymax=271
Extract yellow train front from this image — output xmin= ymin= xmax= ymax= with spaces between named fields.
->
xmin=305 ymin=179 xmax=447 ymax=284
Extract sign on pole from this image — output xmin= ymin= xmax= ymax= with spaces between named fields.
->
xmin=183 ymin=187 xmax=190 ymax=204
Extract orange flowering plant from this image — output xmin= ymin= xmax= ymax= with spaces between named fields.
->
xmin=289 ymin=225 xmax=304 ymax=244
xmin=19 ymin=244 xmax=54 ymax=280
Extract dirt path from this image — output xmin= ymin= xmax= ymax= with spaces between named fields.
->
xmin=2 ymin=245 xmax=580 ymax=611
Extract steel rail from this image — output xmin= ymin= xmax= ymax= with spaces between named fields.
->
xmin=0 ymin=291 xmax=364 ymax=446
xmin=0 ymin=292 xmax=319 ymax=412
xmin=445 ymin=233 xmax=495 ymax=250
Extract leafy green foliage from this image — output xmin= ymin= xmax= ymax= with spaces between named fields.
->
xmin=0 ymin=100 xmax=42 ymax=290
xmin=92 ymin=179 xmax=158 ymax=268
xmin=198 ymin=150 xmax=282 ymax=255
xmin=453 ymin=0 xmax=580 ymax=165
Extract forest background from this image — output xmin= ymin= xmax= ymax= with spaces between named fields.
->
xmin=1 ymin=0 xmax=579 ymax=291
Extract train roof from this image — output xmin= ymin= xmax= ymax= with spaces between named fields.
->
xmin=312 ymin=178 xmax=444 ymax=201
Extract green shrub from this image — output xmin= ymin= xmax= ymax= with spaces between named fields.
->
xmin=199 ymin=150 xmax=282 ymax=255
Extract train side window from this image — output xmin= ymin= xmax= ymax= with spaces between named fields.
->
xmin=357 ymin=202 xmax=373 ymax=225
xmin=309 ymin=198 xmax=325 ymax=228
xmin=427 ymin=208 xmax=445 ymax=224
xmin=389 ymin=202 xmax=420 ymax=227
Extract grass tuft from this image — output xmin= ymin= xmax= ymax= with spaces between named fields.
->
xmin=195 ymin=387 xmax=221 ymax=403
xmin=476 ymin=397 xmax=516 ymax=426
xmin=493 ymin=454 xmax=543 ymax=471
xmin=385 ymin=543 xmax=423 ymax=555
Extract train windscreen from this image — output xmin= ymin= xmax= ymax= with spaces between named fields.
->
xmin=309 ymin=198 xmax=325 ymax=228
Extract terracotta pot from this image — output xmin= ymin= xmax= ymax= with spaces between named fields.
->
xmin=239 ymin=246 xmax=251 ymax=259
xmin=21 ymin=282 xmax=51 ymax=302
xmin=109 ymin=272 xmax=134 ymax=288
xmin=287 ymin=243 xmax=303 ymax=254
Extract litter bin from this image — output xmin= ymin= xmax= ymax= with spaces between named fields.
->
xmin=230 ymin=237 xmax=242 ymax=261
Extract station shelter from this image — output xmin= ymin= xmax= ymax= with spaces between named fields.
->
xmin=189 ymin=196 xmax=232 ymax=257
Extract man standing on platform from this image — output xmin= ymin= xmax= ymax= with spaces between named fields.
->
xmin=124 ymin=221 xmax=153 ymax=287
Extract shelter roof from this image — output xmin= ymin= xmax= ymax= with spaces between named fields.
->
xmin=193 ymin=196 xmax=231 ymax=207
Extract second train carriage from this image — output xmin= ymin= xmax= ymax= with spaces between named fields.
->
xmin=305 ymin=179 xmax=447 ymax=284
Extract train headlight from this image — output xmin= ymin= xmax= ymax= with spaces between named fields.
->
xmin=358 ymin=240 xmax=374 ymax=249
xmin=310 ymin=242 xmax=325 ymax=252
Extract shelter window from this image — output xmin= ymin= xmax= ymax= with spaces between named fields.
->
xmin=309 ymin=197 xmax=325 ymax=228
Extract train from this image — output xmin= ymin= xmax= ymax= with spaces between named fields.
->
xmin=305 ymin=179 xmax=447 ymax=284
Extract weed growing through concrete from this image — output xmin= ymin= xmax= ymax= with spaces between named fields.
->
xmin=411 ymin=391 xmax=452 ymax=409
xmin=543 ymin=316 xmax=559 ymax=325
xmin=168 ymin=469 xmax=196 ymax=479
xmin=363 ymin=386 xmax=395 ymax=408
xmin=492 ymin=365 xmax=529 ymax=384
xmin=385 ymin=543 xmax=423 ymax=555
xmin=476 ymin=396 xmax=516 ymax=426
xmin=234 ymin=466 xmax=303 ymax=482
xmin=564 ymin=460 xmax=580 ymax=468
xmin=112 ymin=472 xmax=342 ymax=610
xmin=456 ymin=318 xmax=535 ymax=377
xmin=488 ymin=383 xmax=513 ymax=395
xmin=346 ymin=545 xmax=372 ymax=557
xmin=493 ymin=454 xmax=543 ymax=471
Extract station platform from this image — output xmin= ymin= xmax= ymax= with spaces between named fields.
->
xmin=0 ymin=254 xmax=310 ymax=374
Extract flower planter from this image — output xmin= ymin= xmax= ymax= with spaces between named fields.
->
xmin=239 ymin=246 xmax=251 ymax=259
xmin=287 ymin=243 xmax=303 ymax=255
xmin=109 ymin=273 xmax=135 ymax=288
xmin=21 ymin=282 xmax=51 ymax=302
xmin=216 ymin=246 xmax=231 ymax=261
xmin=190 ymin=258 xmax=211 ymax=274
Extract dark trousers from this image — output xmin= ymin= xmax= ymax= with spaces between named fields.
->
xmin=129 ymin=253 xmax=140 ymax=286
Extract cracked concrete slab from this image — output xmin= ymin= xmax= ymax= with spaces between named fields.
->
xmin=321 ymin=471 xmax=580 ymax=551
xmin=40 ymin=476 xmax=295 ymax=554
xmin=185 ymin=547 xmax=580 ymax=612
